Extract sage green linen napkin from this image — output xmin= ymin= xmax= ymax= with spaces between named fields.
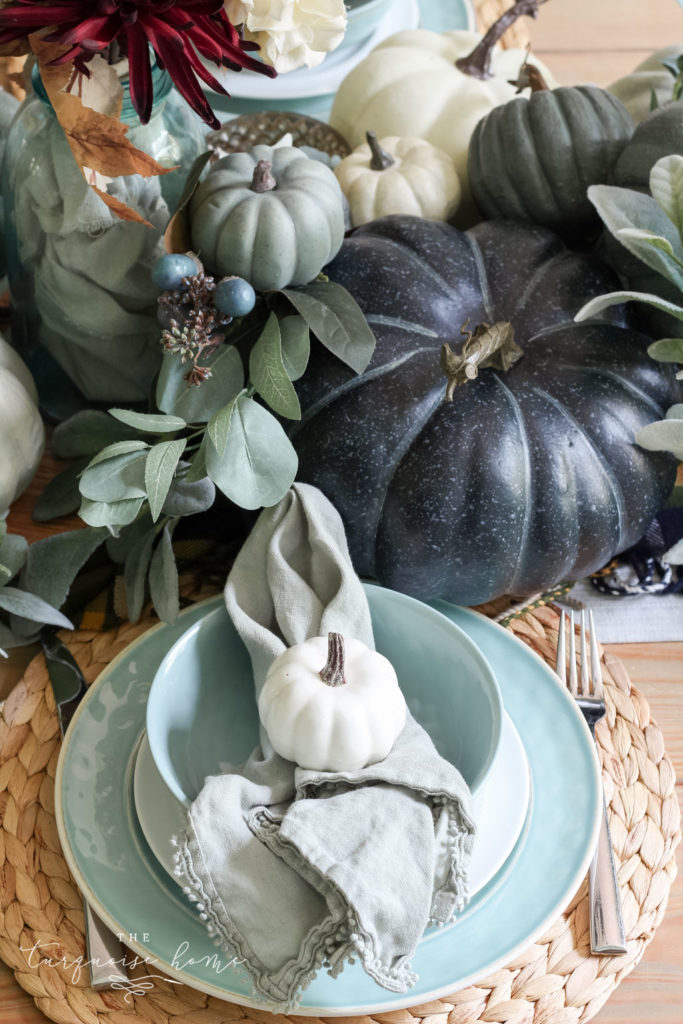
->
xmin=173 ymin=483 xmax=475 ymax=1009
xmin=14 ymin=118 xmax=166 ymax=401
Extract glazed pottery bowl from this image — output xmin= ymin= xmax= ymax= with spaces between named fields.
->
xmin=146 ymin=582 xmax=503 ymax=806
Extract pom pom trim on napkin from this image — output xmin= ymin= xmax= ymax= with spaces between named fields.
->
xmin=170 ymin=483 xmax=476 ymax=1011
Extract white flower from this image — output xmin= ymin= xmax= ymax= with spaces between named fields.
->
xmin=225 ymin=0 xmax=347 ymax=73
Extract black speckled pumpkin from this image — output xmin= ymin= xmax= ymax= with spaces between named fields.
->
xmin=290 ymin=216 xmax=677 ymax=606
xmin=468 ymin=85 xmax=634 ymax=237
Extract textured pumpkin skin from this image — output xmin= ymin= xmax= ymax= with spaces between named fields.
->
xmin=0 ymin=338 xmax=45 ymax=515
xmin=189 ymin=145 xmax=345 ymax=292
xmin=290 ymin=217 xmax=677 ymax=606
xmin=608 ymin=46 xmax=683 ymax=124
xmin=468 ymin=86 xmax=634 ymax=236
xmin=613 ymin=101 xmax=683 ymax=192
xmin=334 ymin=136 xmax=461 ymax=226
xmin=329 ymin=29 xmax=555 ymax=217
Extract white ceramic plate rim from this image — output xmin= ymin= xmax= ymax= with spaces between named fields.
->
xmin=55 ymin=596 xmax=601 ymax=1015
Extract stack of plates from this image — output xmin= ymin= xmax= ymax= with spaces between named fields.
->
xmin=205 ymin=0 xmax=476 ymax=121
xmin=55 ymin=585 xmax=601 ymax=1014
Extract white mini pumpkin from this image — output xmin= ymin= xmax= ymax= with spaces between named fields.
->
xmin=258 ymin=632 xmax=407 ymax=772
xmin=335 ymin=132 xmax=461 ymax=226
xmin=0 ymin=336 xmax=45 ymax=515
xmin=329 ymin=25 xmax=555 ymax=214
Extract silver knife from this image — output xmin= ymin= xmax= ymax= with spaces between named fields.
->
xmin=42 ymin=633 xmax=129 ymax=990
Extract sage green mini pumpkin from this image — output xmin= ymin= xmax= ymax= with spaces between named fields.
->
xmin=189 ymin=145 xmax=345 ymax=292
xmin=468 ymin=85 xmax=634 ymax=237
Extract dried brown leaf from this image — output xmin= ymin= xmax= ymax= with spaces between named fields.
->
xmin=28 ymin=34 xmax=171 ymax=223
xmin=90 ymin=183 xmax=154 ymax=227
xmin=0 ymin=55 xmax=28 ymax=100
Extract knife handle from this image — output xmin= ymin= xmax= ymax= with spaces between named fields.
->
xmin=84 ymin=902 xmax=128 ymax=989
xmin=588 ymin=795 xmax=628 ymax=956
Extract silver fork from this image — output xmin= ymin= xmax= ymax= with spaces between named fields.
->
xmin=556 ymin=609 xmax=628 ymax=956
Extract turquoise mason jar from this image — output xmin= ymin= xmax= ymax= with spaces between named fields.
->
xmin=2 ymin=63 xmax=205 ymax=419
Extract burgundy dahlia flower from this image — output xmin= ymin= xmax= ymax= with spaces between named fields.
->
xmin=0 ymin=0 xmax=276 ymax=128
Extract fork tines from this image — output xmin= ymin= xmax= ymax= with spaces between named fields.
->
xmin=556 ymin=609 xmax=604 ymax=700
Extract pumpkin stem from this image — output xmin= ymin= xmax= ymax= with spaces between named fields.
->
xmin=250 ymin=159 xmax=277 ymax=193
xmin=320 ymin=632 xmax=346 ymax=687
xmin=441 ymin=321 xmax=523 ymax=401
xmin=508 ymin=46 xmax=551 ymax=92
xmin=455 ymin=0 xmax=548 ymax=81
xmin=366 ymin=131 xmax=395 ymax=171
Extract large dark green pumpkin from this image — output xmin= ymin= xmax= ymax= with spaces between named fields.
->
xmin=291 ymin=216 xmax=677 ymax=605
xmin=468 ymin=86 xmax=633 ymax=236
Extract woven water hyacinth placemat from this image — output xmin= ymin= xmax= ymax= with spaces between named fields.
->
xmin=0 ymin=582 xmax=679 ymax=1024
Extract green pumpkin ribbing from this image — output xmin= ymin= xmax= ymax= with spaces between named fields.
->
xmin=189 ymin=145 xmax=345 ymax=292
xmin=468 ymin=86 xmax=634 ymax=236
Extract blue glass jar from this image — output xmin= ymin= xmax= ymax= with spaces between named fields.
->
xmin=2 ymin=63 xmax=205 ymax=419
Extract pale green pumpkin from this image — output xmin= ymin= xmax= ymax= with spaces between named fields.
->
xmin=0 ymin=336 xmax=45 ymax=515
xmin=189 ymin=145 xmax=345 ymax=292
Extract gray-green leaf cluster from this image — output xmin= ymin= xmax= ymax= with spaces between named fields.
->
xmin=27 ymin=276 xmax=376 ymax=625
xmin=0 ymin=522 xmax=79 ymax=657
xmin=575 ymin=155 xmax=683 ymax=465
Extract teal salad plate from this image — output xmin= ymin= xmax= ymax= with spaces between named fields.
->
xmin=55 ymin=590 xmax=601 ymax=1015
xmin=146 ymin=585 xmax=502 ymax=805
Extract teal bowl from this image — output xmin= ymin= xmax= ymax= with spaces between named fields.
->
xmin=146 ymin=584 xmax=503 ymax=807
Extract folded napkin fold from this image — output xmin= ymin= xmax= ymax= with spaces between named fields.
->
xmin=173 ymin=483 xmax=475 ymax=1009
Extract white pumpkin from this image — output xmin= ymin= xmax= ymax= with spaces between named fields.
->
xmin=335 ymin=133 xmax=461 ymax=226
xmin=608 ymin=46 xmax=683 ymax=124
xmin=329 ymin=26 xmax=555 ymax=214
xmin=258 ymin=632 xmax=407 ymax=772
xmin=0 ymin=336 xmax=45 ymax=515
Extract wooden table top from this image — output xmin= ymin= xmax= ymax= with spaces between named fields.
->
xmin=1 ymin=0 xmax=683 ymax=1020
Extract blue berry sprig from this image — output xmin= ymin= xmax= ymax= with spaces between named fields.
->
xmin=153 ymin=253 xmax=256 ymax=386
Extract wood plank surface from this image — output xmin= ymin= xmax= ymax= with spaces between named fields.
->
xmin=529 ymin=0 xmax=683 ymax=85
xmin=0 ymin=0 xmax=682 ymax=1021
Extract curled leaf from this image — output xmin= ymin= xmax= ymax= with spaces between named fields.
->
xmin=30 ymin=35 xmax=171 ymax=225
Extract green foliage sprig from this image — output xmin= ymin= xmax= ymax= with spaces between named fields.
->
xmin=575 ymin=153 xmax=683 ymax=561
xmin=0 ymin=517 xmax=76 ymax=657
xmin=651 ymin=55 xmax=683 ymax=110
xmin=28 ymin=273 xmax=376 ymax=626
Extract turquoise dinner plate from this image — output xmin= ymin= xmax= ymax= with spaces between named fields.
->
xmin=55 ymin=592 xmax=601 ymax=1015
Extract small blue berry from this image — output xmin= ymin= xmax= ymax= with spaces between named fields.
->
xmin=214 ymin=276 xmax=256 ymax=318
xmin=152 ymin=253 xmax=198 ymax=292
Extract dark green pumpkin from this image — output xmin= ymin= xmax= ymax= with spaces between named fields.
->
xmin=468 ymin=85 xmax=634 ymax=236
xmin=613 ymin=101 xmax=683 ymax=191
xmin=290 ymin=216 xmax=677 ymax=606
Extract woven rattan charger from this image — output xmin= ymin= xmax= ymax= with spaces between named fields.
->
xmin=0 ymin=572 xmax=679 ymax=1024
